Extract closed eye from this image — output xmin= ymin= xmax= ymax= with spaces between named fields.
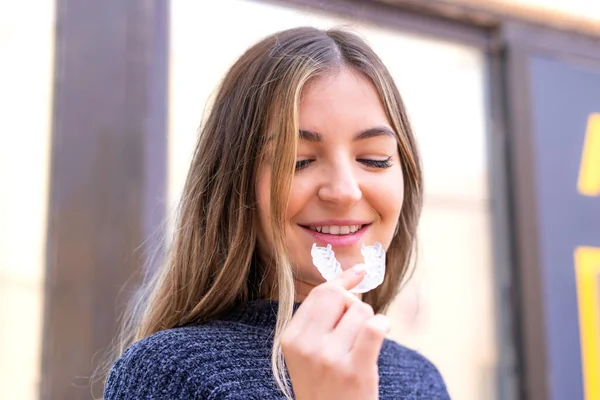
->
xmin=295 ymin=159 xmax=313 ymax=171
xmin=295 ymin=157 xmax=393 ymax=171
xmin=358 ymin=156 xmax=393 ymax=169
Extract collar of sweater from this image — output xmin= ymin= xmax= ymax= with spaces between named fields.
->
xmin=223 ymin=300 xmax=302 ymax=329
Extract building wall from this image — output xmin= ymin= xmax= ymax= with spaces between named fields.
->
xmin=0 ymin=1 xmax=55 ymax=399
xmin=424 ymin=0 xmax=600 ymax=34
xmin=0 ymin=0 xmax=595 ymax=399
xmin=454 ymin=0 xmax=600 ymax=23
xmin=169 ymin=1 xmax=496 ymax=399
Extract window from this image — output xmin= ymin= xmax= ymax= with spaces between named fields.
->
xmin=169 ymin=2 xmax=497 ymax=398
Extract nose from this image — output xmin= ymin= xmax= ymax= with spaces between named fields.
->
xmin=317 ymin=162 xmax=362 ymax=207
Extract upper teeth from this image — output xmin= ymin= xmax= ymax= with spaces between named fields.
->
xmin=309 ymin=225 xmax=362 ymax=235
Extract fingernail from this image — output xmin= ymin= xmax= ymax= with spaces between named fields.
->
xmin=372 ymin=315 xmax=391 ymax=333
xmin=352 ymin=263 xmax=367 ymax=274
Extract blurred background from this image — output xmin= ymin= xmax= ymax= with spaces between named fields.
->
xmin=1 ymin=0 xmax=599 ymax=399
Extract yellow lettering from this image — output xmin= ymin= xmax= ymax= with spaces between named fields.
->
xmin=575 ymin=246 xmax=600 ymax=400
xmin=578 ymin=113 xmax=600 ymax=197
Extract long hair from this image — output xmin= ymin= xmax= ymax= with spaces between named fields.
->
xmin=103 ymin=27 xmax=422 ymax=399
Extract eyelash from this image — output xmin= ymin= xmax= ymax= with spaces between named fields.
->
xmin=295 ymin=157 xmax=393 ymax=171
xmin=295 ymin=160 xmax=312 ymax=170
xmin=358 ymin=157 xmax=393 ymax=169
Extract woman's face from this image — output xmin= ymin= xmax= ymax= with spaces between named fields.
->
xmin=257 ymin=67 xmax=405 ymax=299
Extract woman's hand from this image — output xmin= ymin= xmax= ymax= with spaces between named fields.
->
xmin=281 ymin=265 xmax=391 ymax=400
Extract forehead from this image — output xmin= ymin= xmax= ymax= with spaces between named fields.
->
xmin=299 ymin=67 xmax=390 ymax=133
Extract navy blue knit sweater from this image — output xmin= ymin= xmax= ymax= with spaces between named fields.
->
xmin=104 ymin=300 xmax=450 ymax=399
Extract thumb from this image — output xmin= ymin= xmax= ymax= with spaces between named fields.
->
xmin=332 ymin=263 xmax=367 ymax=292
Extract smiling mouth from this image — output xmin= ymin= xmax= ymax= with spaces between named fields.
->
xmin=300 ymin=224 xmax=370 ymax=235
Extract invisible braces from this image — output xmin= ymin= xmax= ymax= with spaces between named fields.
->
xmin=311 ymin=242 xmax=386 ymax=293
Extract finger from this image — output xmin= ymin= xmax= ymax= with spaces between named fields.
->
xmin=331 ymin=263 xmax=367 ymax=292
xmin=283 ymin=296 xmax=316 ymax=339
xmin=284 ymin=264 xmax=367 ymax=340
xmin=304 ymin=264 xmax=367 ymax=334
xmin=350 ymin=314 xmax=390 ymax=365
xmin=300 ymin=284 xmax=360 ymax=337
xmin=328 ymin=301 xmax=374 ymax=354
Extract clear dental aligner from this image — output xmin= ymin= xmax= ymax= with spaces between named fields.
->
xmin=311 ymin=242 xmax=386 ymax=293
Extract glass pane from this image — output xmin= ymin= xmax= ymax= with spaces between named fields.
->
xmin=169 ymin=1 xmax=496 ymax=399
xmin=0 ymin=1 xmax=55 ymax=399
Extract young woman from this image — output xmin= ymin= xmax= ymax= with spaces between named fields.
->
xmin=103 ymin=27 xmax=450 ymax=399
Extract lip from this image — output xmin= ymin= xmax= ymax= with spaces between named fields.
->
xmin=300 ymin=219 xmax=371 ymax=227
xmin=299 ymin=222 xmax=370 ymax=247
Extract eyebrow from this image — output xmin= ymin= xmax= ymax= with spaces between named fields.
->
xmin=298 ymin=126 xmax=396 ymax=142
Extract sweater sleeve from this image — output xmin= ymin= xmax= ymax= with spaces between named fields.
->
xmin=415 ymin=357 xmax=451 ymax=399
xmin=103 ymin=336 xmax=200 ymax=400
xmin=379 ymin=339 xmax=452 ymax=400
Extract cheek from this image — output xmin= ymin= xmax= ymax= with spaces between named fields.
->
xmin=368 ymin=169 xmax=405 ymax=225
xmin=284 ymin=175 xmax=322 ymax=277
xmin=389 ymin=174 xmax=405 ymax=218
xmin=286 ymin=175 xmax=313 ymax=220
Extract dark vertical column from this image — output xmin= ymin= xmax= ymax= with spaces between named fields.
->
xmin=487 ymin=45 xmax=521 ymax=400
xmin=504 ymin=44 xmax=549 ymax=400
xmin=41 ymin=1 xmax=169 ymax=399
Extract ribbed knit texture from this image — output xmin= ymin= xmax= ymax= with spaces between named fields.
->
xmin=104 ymin=300 xmax=450 ymax=399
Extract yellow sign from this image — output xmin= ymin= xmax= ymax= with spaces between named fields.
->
xmin=578 ymin=113 xmax=600 ymax=197
xmin=577 ymin=112 xmax=600 ymax=400
xmin=575 ymin=247 xmax=600 ymax=400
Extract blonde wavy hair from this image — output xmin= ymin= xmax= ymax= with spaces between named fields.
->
xmin=101 ymin=27 xmax=422 ymax=399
